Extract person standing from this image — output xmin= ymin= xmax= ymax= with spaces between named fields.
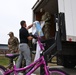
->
xmin=16 ymin=20 xmax=33 ymax=69
xmin=8 ymin=32 xmax=19 ymax=69
xmin=8 ymin=32 xmax=19 ymax=53
xmin=41 ymin=12 xmax=51 ymax=39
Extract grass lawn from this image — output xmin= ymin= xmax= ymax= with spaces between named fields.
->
xmin=0 ymin=55 xmax=57 ymax=68
xmin=0 ymin=56 xmax=9 ymax=67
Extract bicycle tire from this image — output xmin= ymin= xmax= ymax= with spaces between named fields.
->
xmin=49 ymin=68 xmax=69 ymax=75
xmin=0 ymin=65 xmax=6 ymax=75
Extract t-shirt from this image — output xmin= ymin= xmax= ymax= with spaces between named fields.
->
xmin=19 ymin=27 xmax=30 ymax=43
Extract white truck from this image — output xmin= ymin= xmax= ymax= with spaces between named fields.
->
xmin=32 ymin=0 xmax=76 ymax=68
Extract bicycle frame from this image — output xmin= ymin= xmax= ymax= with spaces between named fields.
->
xmin=4 ymin=36 xmax=47 ymax=75
xmin=4 ymin=55 xmax=49 ymax=75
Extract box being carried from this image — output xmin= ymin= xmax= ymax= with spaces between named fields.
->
xmin=32 ymin=21 xmax=44 ymax=37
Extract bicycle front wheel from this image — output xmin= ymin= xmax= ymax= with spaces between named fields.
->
xmin=0 ymin=65 xmax=6 ymax=75
xmin=49 ymin=68 xmax=69 ymax=75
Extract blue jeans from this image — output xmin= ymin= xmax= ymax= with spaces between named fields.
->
xmin=16 ymin=43 xmax=31 ymax=68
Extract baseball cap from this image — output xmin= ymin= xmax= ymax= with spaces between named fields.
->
xmin=8 ymin=32 xmax=13 ymax=35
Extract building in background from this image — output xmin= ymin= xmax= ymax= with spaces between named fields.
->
xmin=0 ymin=44 xmax=8 ymax=55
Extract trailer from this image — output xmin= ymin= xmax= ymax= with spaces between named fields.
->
xmin=32 ymin=0 xmax=76 ymax=68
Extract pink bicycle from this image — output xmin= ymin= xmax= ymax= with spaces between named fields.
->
xmin=0 ymin=36 xmax=69 ymax=75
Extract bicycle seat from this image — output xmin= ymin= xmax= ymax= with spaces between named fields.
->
xmin=5 ymin=53 xmax=19 ymax=59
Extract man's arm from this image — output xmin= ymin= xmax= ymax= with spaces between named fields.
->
xmin=27 ymin=36 xmax=33 ymax=41
xmin=8 ymin=40 xmax=11 ymax=50
xmin=15 ymin=37 xmax=19 ymax=45
xmin=26 ymin=24 xmax=33 ymax=30
xmin=8 ymin=39 xmax=10 ymax=48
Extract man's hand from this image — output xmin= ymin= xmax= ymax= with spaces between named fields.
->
xmin=31 ymin=35 xmax=37 ymax=39
xmin=26 ymin=24 xmax=33 ymax=30
xmin=27 ymin=36 xmax=33 ymax=40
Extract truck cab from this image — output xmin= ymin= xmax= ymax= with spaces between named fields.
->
xmin=32 ymin=0 xmax=76 ymax=68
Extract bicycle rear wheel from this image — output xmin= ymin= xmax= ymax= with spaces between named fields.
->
xmin=49 ymin=68 xmax=69 ymax=75
xmin=0 ymin=65 xmax=6 ymax=75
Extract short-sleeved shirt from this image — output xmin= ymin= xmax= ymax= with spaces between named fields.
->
xmin=19 ymin=27 xmax=30 ymax=43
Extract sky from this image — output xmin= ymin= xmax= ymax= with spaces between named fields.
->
xmin=0 ymin=0 xmax=37 ymax=44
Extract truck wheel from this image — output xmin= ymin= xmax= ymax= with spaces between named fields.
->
xmin=63 ymin=60 xmax=75 ymax=68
